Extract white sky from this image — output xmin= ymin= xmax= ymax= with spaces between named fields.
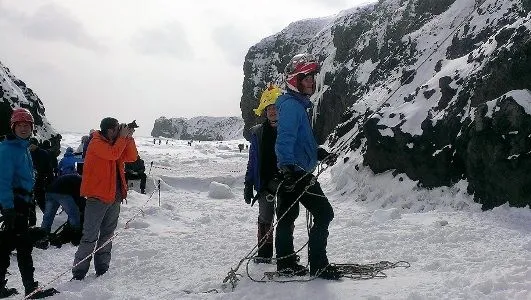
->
xmin=0 ymin=0 xmax=375 ymax=135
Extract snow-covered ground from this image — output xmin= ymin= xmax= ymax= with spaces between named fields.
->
xmin=6 ymin=132 xmax=530 ymax=299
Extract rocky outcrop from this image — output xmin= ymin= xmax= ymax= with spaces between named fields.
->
xmin=0 ymin=61 xmax=56 ymax=140
xmin=240 ymin=0 xmax=531 ymax=209
xmin=151 ymin=116 xmax=244 ymax=141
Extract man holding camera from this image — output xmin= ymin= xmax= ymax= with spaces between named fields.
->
xmin=72 ymin=117 xmax=138 ymax=280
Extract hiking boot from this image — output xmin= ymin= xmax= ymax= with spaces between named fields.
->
xmin=0 ymin=280 xmax=18 ymax=298
xmin=70 ymin=228 xmax=82 ymax=246
xmin=310 ymin=264 xmax=342 ymax=280
xmin=24 ymin=282 xmax=59 ymax=299
xmin=95 ymin=272 xmax=106 ymax=277
xmin=70 ymin=275 xmax=84 ymax=281
xmin=34 ymin=238 xmax=49 ymax=250
xmin=277 ymin=263 xmax=308 ymax=276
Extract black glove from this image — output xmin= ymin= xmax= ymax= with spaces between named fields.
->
xmin=279 ymin=165 xmax=307 ymax=192
xmin=244 ymin=184 xmax=254 ymax=204
xmin=317 ymin=147 xmax=338 ymax=166
xmin=1 ymin=208 xmax=16 ymax=232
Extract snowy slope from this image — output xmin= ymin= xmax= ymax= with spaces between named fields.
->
xmin=7 ymin=132 xmax=529 ymax=300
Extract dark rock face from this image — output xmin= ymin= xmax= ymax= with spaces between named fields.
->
xmin=458 ymin=96 xmax=531 ymax=209
xmin=240 ymin=18 xmax=333 ymax=140
xmin=151 ymin=116 xmax=244 ymax=141
xmin=241 ymin=0 xmax=531 ymax=209
xmin=0 ymin=62 xmax=56 ymax=140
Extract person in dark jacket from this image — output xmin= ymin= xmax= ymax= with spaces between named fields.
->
xmin=274 ymin=53 xmax=340 ymax=280
xmin=28 ymin=138 xmax=53 ymax=224
xmin=36 ymin=174 xmax=84 ymax=249
xmin=40 ymin=140 xmax=58 ymax=179
xmin=0 ymin=108 xmax=58 ymax=298
xmin=244 ymin=84 xmax=282 ymax=263
xmin=125 ymin=155 xmax=147 ymax=194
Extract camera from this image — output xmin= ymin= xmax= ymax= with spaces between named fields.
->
xmin=127 ymin=120 xmax=139 ymax=129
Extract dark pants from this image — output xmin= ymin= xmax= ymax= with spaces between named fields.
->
xmin=275 ymin=181 xmax=334 ymax=271
xmin=126 ymin=173 xmax=147 ymax=192
xmin=0 ymin=202 xmax=35 ymax=289
xmin=34 ymin=175 xmax=50 ymax=212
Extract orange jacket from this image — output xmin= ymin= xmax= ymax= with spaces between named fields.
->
xmin=80 ymin=131 xmax=138 ymax=203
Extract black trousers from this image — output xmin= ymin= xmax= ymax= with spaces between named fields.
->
xmin=0 ymin=202 xmax=35 ymax=288
xmin=275 ymin=180 xmax=334 ymax=271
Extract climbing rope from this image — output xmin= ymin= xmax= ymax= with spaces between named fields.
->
xmin=221 ymin=170 xmax=318 ymax=291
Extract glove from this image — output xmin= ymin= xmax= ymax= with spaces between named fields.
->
xmin=317 ymin=147 xmax=338 ymax=166
xmin=244 ymin=184 xmax=254 ymax=204
xmin=1 ymin=208 xmax=16 ymax=232
xmin=279 ymin=165 xmax=307 ymax=192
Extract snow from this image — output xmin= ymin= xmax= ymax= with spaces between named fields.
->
xmin=485 ymin=90 xmax=531 ymax=118
xmin=208 ymin=181 xmax=234 ymax=199
xmin=6 ymin=132 xmax=530 ymax=300
xmin=509 ymin=89 xmax=531 ymax=115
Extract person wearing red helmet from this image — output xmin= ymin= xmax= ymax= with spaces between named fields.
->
xmin=274 ymin=54 xmax=340 ymax=280
xmin=0 ymin=108 xmax=58 ymax=298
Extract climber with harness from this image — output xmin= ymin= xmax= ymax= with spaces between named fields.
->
xmin=274 ymin=53 xmax=340 ymax=280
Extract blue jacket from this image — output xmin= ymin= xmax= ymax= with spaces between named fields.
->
xmin=58 ymin=151 xmax=81 ymax=176
xmin=275 ymin=91 xmax=318 ymax=172
xmin=0 ymin=136 xmax=35 ymax=209
xmin=245 ymin=124 xmax=262 ymax=191
xmin=245 ymin=121 xmax=278 ymax=192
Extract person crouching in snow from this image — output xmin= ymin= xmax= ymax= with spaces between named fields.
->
xmin=35 ymin=173 xmax=84 ymax=249
xmin=0 ymin=108 xmax=59 ymax=299
xmin=72 ymin=117 xmax=138 ymax=280
xmin=244 ymin=84 xmax=282 ymax=264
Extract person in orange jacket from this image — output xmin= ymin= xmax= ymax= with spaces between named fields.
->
xmin=72 ymin=117 xmax=138 ymax=280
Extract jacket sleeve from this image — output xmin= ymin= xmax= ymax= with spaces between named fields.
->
xmin=89 ymin=137 xmax=128 ymax=161
xmin=0 ymin=147 xmax=15 ymax=209
xmin=275 ymin=100 xmax=300 ymax=167
xmin=245 ymin=134 xmax=257 ymax=185
xmin=121 ymin=138 xmax=138 ymax=163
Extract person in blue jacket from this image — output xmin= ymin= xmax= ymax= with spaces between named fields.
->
xmin=0 ymin=108 xmax=58 ymax=298
xmin=58 ymin=147 xmax=80 ymax=176
xmin=244 ymin=84 xmax=282 ymax=263
xmin=274 ymin=53 xmax=340 ymax=280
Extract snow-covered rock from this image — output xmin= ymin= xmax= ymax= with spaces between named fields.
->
xmin=241 ymin=0 xmax=531 ymax=209
xmin=0 ymin=60 xmax=56 ymax=140
xmin=208 ymin=181 xmax=234 ymax=199
xmin=151 ymin=116 xmax=244 ymax=141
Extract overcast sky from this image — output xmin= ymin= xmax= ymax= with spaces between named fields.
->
xmin=0 ymin=0 xmax=375 ymax=136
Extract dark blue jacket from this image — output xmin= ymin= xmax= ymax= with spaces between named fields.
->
xmin=275 ymin=91 xmax=318 ymax=172
xmin=245 ymin=121 xmax=277 ymax=192
xmin=0 ymin=135 xmax=35 ymax=209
